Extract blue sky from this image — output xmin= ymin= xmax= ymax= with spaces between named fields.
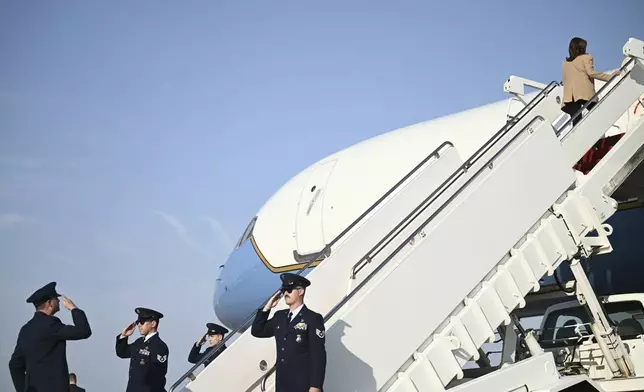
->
xmin=1 ymin=1 xmax=642 ymax=391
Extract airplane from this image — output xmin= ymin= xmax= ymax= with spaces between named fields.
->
xmin=213 ymin=72 xmax=644 ymax=332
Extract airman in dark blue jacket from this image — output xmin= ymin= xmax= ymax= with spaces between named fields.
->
xmin=116 ymin=307 xmax=169 ymax=392
xmin=188 ymin=322 xmax=229 ymax=368
xmin=251 ymin=273 xmax=326 ymax=392
xmin=8 ymin=282 xmax=92 ymax=392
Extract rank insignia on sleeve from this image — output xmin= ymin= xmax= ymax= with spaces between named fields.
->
xmin=316 ymin=328 xmax=325 ymax=338
xmin=157 ymin=354 xmax=167 ymax=363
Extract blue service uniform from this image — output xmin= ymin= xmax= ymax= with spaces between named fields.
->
xmin=8 ymin=282 xmax=92 ymax=392
xmin=116 ymin=333 xmax=169 ymax=392
xmin=188 ymin=322 xmax=228 ymax=368
xmin=188 ymin=343 xmax=226 ymax=368
xmin=252 ymin=305 xmax=327 ymax=392
xmin=9 ymin=309 xmax=92 ymax=392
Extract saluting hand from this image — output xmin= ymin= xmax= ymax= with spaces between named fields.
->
xmin=263 ymin=291 xmax=282 ymax=312
xmin=196 ymin=334 xmax=206 ymax=346
xmin=309 ymin=388 xmax=321 ymax=392
xmin=61 ymin=296 xmax=77 ymax=311
xmin=121 ymin=322 xmax=136 ymax=338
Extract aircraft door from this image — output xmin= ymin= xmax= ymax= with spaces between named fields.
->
xmin=294 ymin=159 xmax=338 ymax=259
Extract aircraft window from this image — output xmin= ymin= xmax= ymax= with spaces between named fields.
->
xmin=235 ymin=216 xmax=257 ymax=250
xmin=539 ymin=300 xmax=644 ymax=348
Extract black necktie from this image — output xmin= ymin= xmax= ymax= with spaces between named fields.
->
xmin=287 ymin=312 xmax=292 ymax=323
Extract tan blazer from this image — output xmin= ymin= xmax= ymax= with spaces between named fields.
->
xmin=562 ymin=53 xmax=612 ymax=104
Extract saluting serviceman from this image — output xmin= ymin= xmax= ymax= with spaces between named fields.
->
xmin=116 ymin=307 xmax=169 ymax=392
xmin=8 ymin=282 xmax=92 ymax=392
xmin=188 ymin=322 xmax=229 ymax=368
xmin=251 ymin=273 xmax=327 ymax=392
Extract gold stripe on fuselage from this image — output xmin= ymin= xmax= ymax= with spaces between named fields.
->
xmin=251 ymin=199 xmax=641 ymax=273
xmin=250 ymin=235 xmax=321 ymax=273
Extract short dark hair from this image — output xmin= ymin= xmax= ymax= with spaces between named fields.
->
xmin=35 ymin=297 xmax=53 ymax=310
xmin=69 ymin=373 xmax=77 ymax=382
xmin=567 ymin=37 xmax=587 ymax=62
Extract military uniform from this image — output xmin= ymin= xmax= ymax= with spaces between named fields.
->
xmin=116 ymin=308 xmax=169 ymax=392
xmin=69 ymin=384 xmax=86 ymax=392
xmin=8 ymin=282 xmax=92 ymax=392
xmin=251 ymin=273 xmax=326 ymax=392
xmin=188 ymin=323 xmax=228 ymax=368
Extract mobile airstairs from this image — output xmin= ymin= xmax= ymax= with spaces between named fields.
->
xmin=173 ymin=38 xmax=644 ymax=392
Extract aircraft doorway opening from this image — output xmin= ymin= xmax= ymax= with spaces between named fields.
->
xmin=294 ymin=159 xmax=338 ymax=259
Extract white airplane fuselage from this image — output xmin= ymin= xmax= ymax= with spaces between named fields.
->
xmin=214 ymin=77 xmax=644 ymax=330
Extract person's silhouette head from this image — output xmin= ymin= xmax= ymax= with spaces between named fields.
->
xmin=27 ymin=282 xmax=61 ymax=316
xmin=567 ymin=37 xmax=588 ymax=62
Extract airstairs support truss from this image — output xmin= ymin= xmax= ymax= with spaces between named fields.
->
xmin=172 ymin=37 xmax=644 ymax=392
xmin=446 ymin=353 xmax=603 ymax=392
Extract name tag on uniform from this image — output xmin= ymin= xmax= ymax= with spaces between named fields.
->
xmin=139 ymin=348 xmax=150 ymax=356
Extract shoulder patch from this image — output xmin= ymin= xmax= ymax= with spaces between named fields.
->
xmin=157 ymin=354 xmax=167 ymax=363
xmin=316 ymin=328 xmax=325 ymax=339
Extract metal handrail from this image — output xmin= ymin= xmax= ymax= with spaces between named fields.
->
xmin=349 ymin=142 xmax=452 ymax=278
xmin=323 ymin=115 xmax=548 ymax=323
xmin=557 ymin=56 xmax=636 ymax=138
xmin=349 ymin=82 xmax=559 ymax=279
xmin=169 ymin=144 xmax=459 ymax=390
xmin=255 ymin=81 xmax=559 ymax=390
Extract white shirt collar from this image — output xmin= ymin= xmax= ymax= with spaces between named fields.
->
xmin=144 ymin=331 xmax=157 ymax=342
xmin=289 ymin=304 xmax=304 ymax=320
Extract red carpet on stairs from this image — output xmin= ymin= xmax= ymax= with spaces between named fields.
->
xmin=573 ymin=133 xmax=625 ymax=175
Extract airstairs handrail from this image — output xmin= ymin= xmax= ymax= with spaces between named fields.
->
xmin=331 ymin=96 xmax=556 ymax=322
xmin=255 ymin=81 xmax=560 ymax=390
xmin=556 ymin=56 xmax=636 ymax=138
xmin=169 ymin=141 xmax=455 ymax=391
xmin=350 ymin=80 xmax=560 ymax=278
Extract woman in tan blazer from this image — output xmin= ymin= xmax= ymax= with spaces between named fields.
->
xmin=561 ymin=37 xmax=619 ymax=125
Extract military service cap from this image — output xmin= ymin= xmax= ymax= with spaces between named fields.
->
xmin=206 ymin=323 xmax=229 ymax=336
xmin=26 ymin=281 xmax=61 ymax=305
xmin=135 ymin=307 xmax=164 ymax=322
xmin=280 ymin=273 xmax=311 ymax=290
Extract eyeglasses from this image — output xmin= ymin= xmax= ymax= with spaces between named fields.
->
xmin=136 ymin=318 xmax=154 ymax=325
